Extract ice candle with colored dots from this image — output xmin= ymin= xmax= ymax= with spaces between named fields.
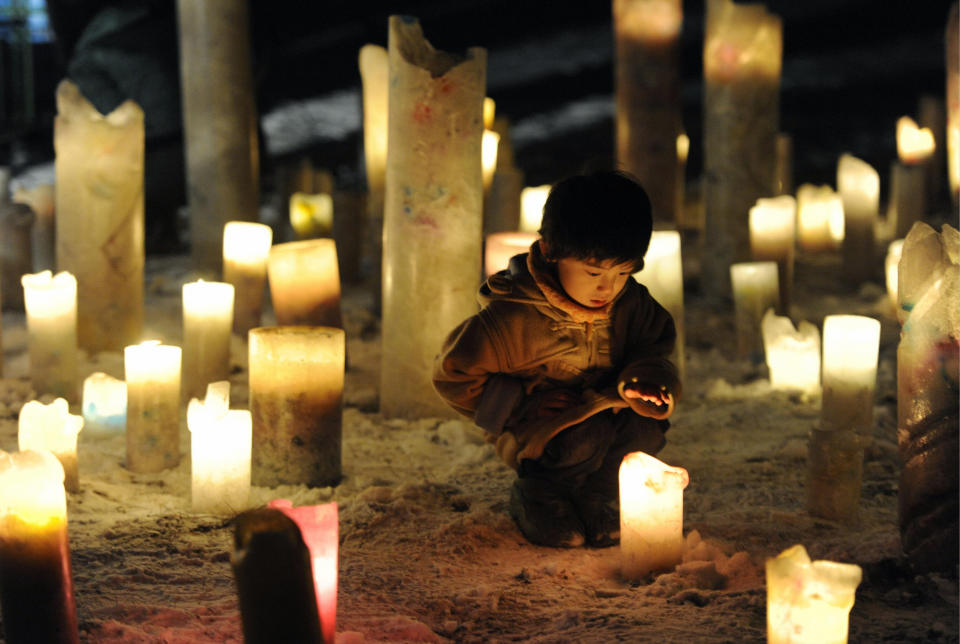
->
xmin=187 ymin=381 xmax=251 ymax=515
xmin=182 ymin=279 xmax=235 ymax=399
xmin=766 ymin=544 xmax=862 ymax=644
xmin=730 ymin=261 xmax=779 ymax=361
xmin=267 ymin=239 xmax=343 ymax=329
xmin=81 ymin=372 xmax=127 ymax=436
xmin=619 ymin=451 xmax=689 ymax=580
xmin=124 ymin=341 xmax=182 ymax=473
xmin=761 ymin=309 xmax=820 ymax=392
xmin=748 ymin=195 xmax=795 ymax=314
xmin=222 ymin=221 xmax=272 ymax=336
xmin=484 ymin=231 xmax=538 ymax=277
xmin=0 ymin=449 xmax=79 ymax=644
xmin=18 ymin=399 xmax=84 ymax=493
xmin=21 ymin=270 xmax=78 ymax=402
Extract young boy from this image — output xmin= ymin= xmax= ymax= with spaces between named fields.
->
xmin=433 ymin=170 xmax=680 ymax=548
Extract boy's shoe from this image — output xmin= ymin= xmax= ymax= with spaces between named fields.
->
xmin=572 ymin=490 xmax=621 ymax=548
xmin=509 ymin=478 xmax=585 ymax=548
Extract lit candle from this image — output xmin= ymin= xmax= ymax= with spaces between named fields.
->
xmin=182 ymin=279 xmax=235 ymax=399
xmin=761 ymin=309 xmax=820 ymax=392
xmin=797 ymin=183 xmax=844 ymax=253
xmin=81 ymin=372 xmax=127 ymax=436
xmin=484 ymin=231 xmax=538 ymax=277
xmin=748 ymin=195 xmax=795 ymax=314
xmin=187 ymin=381 xmax=251 ymax=515
xmin=249 ymin=327 xmax=344 ymax=487
xmin=18 ymin=399 xmax=84 ymax=493
xmin=482 ymin=129 xmax=500 ymax=193
xmin=267 ymin=239 xmax=343 ymax=329
xmin=20 ymin=270 xmax=78 ymax=402
xmin=820 ymin=315 xmax=881 ymax=436
xmin=483 ymin=97 xmax=496 ymax=130
xmin=837 ymin=154 xmax=879 ymax=285
xmin=897 ymin=115 xmax=936 ymax=165
xmin=766 ymin=544 xmax=862 ymax=644
xmin=0 ymin=449 xmax=79 ymax=644
xmin=269 ymin=499 xmax=338 ymax=644
xmin=884 ymin=239 xmax=904 ymax=315
xmin=519 ymin=184 xmax=550 ymax=233
xmin=289 ymin=191 xmax=334 ymax=239
xmin=359 ymin=43 xmax=390 ymax=307
xmin=729 ymin=261 xmax=779 ymax=361
xmin=124 ymin=341 xmax=182 ymax=473
xmin=619 ymin=451 xmax=689 ymax=580
xmin=222 ymin=221 xmax=273 ymax=336
xmin=948 ymin=4 xmax=959 ymax=204
xmin=633 ymin=231 xmax=685 ymax=382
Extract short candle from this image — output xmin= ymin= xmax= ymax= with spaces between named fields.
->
xmin=18 ymin=398 xmax=84 ymax=493
xmin=289 ymin=192 xmax=334 ymax=239
xmin=20 ymin=270 xmax=78 ymax=402
xmin=222 ymin=221 xmax=272 ymax=336
xmin=896 ymin=115 xmax=936 ymax=164
xmin=482 ymin=130 xmax=500 ymax=193
xmin=885 ymin=239 xmax=904 ymax=314
xmin=761 ymin=309 xmax=820 ymax=392
xmin=633 ymin=231 xmax=685 ymax=381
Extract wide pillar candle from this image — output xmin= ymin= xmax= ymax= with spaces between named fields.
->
xmin=124 ymin=341 xmax=182 ymax=473
xmin=54 ymin=80 xmax=143 ymax=352
xmin=730 ymin=261 xmax=779 ymax=361
xmin=381 ymin=15 xmax=486 ymax=418
xmin=18 ymin=399 xmax=83 ymax=493
xmin=761 ymin=309 xmax=820 ymax=392
xmin=797 ymin=183 xmax=844 ymax=253
xmin=222 ymin=221 xmax=272 ymax=336
xmin=0 ymin=449 xmax=79 ymax=644
xmin=20 ymin=271 xmax=78 ymax=402
xmin=249 ymin=327 xmax=344 ymax=487
xmin=633 ymin=231 xmax=685 ymax=382
xmin=619 ymin=452 xmax=689 ymax=580
xmin=702 ymin=0 xmax=782 ymax=297
xmin=187 ymin=381 xmax=251 ymax=515
xmin=182 ymin=280 xmax=235 ymax=399
xmin=268 ymin=239 xmax=343 ymax=329
xmin=837 ymin=154 xmax=879 ymax=285
xmin=484 ymin=232 xmax=537 ymax=278
xmin=177 ymin=0 xmax=259 ymax=272
xmin=613 ymin=0 xmax=683 ymax=225
xmin=748 ymin=195 xmax=795 ymax=314
xmin=766 ymin=544 xmax=862 ymax=644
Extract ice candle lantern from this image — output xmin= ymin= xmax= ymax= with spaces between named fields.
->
xmin=730 ymin=261 xmax=779 ymax=361
xmin=761 ymin=309 xmax=820 ymax=392
xmin=837 ymin=154 xmax=879 ymax=285
xmin=748 ymin=195 xmax=795 ymax=314
xmin=187 ymin=381 xmax=251 ymax=515
xmin=484 ymin=231 xmax=537 ymax=277
xmin=619 ymin=451 xmax=689 ymax=580
xmin=267 ymin=239 xmax=343 ymax=329
xmin=519 ymin=184 xmax=550 ymax=233
xmin=124 ymin=341 xmax=182 ymax=473
xmin=222 ymin=221 xmax=272 ymax=336
xmin=766 ymin=544 xmax=862 ymax=644
xmin=269 ymin=499 xmax=339 ymax=644
xmin=633 ymin=231 xmax=685 ymax=381
xmin=0 ymin=449 xmax=79 ymax=644
xmin=797 ymin=184 xmax=844 ymax=252
xmin=81 ymin=372 xmax=126 ymax=436
xmin=18 ymin=399 xmax=83 ymax=493
xmin=182 ymin=279 xmax=235 ymax=399
xmin=21 ymin=270 xmax=78 ymax=402
xmin=820 ymin=315 xmax=881 ymax=436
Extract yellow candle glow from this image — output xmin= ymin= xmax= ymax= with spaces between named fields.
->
xmin=633 ymin=231 xmax=685 ymax=382
xmin=289 ymin=191 xmax=334 ymax=239
xmin=484 ymin=231 xmax=537 ymax=277
xmin=897 ymin=116 xmax=936 ymax=164
xmin=837 ymin=154 xmax=879 ymax=284
xmin=797 ymin=183 xmax=844 ymax=252
xmin=222 ymin=221 xmax=273 ymax=336
xmin=482 ymin=130 xmax=500 ymax=193
xmin=821 ymin=315 xmax=881 ymax=435
xmin=124 ymin=340 xmax=182 ymax=473
xmin=267 ymin=239 xmax=342 ymax=329
xmin=730 ymin=261 xmax=779 ymax=361
xmin=949 ymin=4 xmax=959 ymax=203
xmin=18 ymin=399 xmax=84 ymax=493
xmin=761 ymin=309 xmax=820 ymax=392
xmin=81 ymin=372 xmax=127 ymax=436
xmin=885 ymin=239 xmax=905 ymax=314
xmin=20 ymin=270 xmax=78 ymax=402
xmin=519 ymin=184 xmax=550 ymax=233
xmin=483 ymin=97 xmax=496 ymax=130
xmin=703 ymin=0 xmax=782 ymax=83
xmin=766 ymin=544 xmax=862 ymax=644
xmin=619 ymin=451 xmax=689 ymax=580
xmin=187 ymin=381 xmax=251 ymax=515
xmin=182 ymin=279 xmax=235 ymax=399
xmin=748 ymin=195 xmax=796 ymax=313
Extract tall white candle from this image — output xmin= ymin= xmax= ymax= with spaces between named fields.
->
xmin=821 ymin=315 xmax=881 ymax=436
xmin=222 ymin=221 xmax=272 ymax=336
xmin=633 ymin=231 xmax=685 ymax=381
xmin=18 ymin=398 xmax=84 ymax=493
xmin=730 ymin=261 xmax=779 ymax=361
xmin=20 ymin=270 xmax=78 ymax=402
xmin=748 ymin=195 xmax=795 ymax=314
xmin=837 ymin=154 xmax=879 ymax=285
xmin=124 ymin=340 xmax=182 ymax=473
xmin=182 ymin=279 xmax=235 ymax=399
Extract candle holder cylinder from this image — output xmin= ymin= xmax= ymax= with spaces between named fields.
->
xmin=267 ymin=239 xmax=343 ymax=328
xmin=124 ymin=342 xmax=182 ymax=473
xmin=730 ymin=261 xmax=779 ymax=362
xmin=748 ymin=195 xmax=795 ymax=314
xmin=249 ymin=327 xmax=344 ymax=487
xmin=182 ymin=280 xmax=235 ymax=399
xmin=18 ymin=399 xmax=83 ymax=493
xmin=381 ymin=15 xmax=486 ymax=418
xmin=21 ymin=271 xmax=78 ymax=402
xmin=838 ymin=154 xmax=879 ymax=286
xmin=633 ymin=231 xmax=685 ymax=382
xmin=0 ymin=202 xmax=33 ymax=311
xmin=222 ymin=221 xmax=272 ymax=336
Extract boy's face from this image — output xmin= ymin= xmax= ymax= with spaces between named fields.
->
xmin=554 ymin=256 xmax=636 ymax=309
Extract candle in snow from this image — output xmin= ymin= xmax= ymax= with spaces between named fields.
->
xmin=267 ymin=239 xmax=343 ymax=329
xmin=820 ymin=315 xmax=881 ymax=437
xmin=18 ymin=399 xmax=83 ymax=493
xmin=81 ymin=372 xmax=127 ymax=436
xmin=20 ymin=270 xmax=78 ymax=402
xmin=182 ymin=279 xmax=235 ymax=399
xmin=796 ymin=184 xmax=844 ymax=252
xmin=748 ymin=195 xmax=795 ymax=314
xmin=633 ymin=230 xmax=685 ymax=382
xmin=222 ymin=221 xmax=272 ymax=336
xmin=729 ymin=261 xmax=779 ymax=361
xmin=124 ymin=340 xmax=182 ymax=473
xmin=761 ymin=309 xmax=820 ymax=392
xmin=837 ymin=154 xmax=879 ymax=285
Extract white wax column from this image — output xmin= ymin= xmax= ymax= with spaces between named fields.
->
xmin=267 ymin=239 xmax=343 ymax=328
xmin=885 ymin=239 xmax=905 ymax=315
xmin=519 ymin=185 xmax=550 ymax=233
xmin=20 ymin=270 xmax=78 ymax=402
xmin=82 ymin=372 xmax=127 ymax=436
xmin=289 ymin=192 xmax=334 ymax=239
xmin=837 ymin=154 xmax=879 ymax=285
xmin=619 ymin=451 xmax=689 ymax=580
xmin=748 ymin=195 xmax=795 ymax=314
xmin=484 ymin=232 xmax=537 ymax=277
xmin=18 ymin=398 xmax=84 ymax=493
xmin=187 ymin=381 xmax=251 ymax=515
xmin=821 ymin=315 xmax=881 ymax=436
xmin=797 ymin=184 xmax=844 ymax=252
xmin=182 ymin=279 xmax=235 ymax=400
xmin=766 ymin=544 xmax=862 ymax=644
xmin=633 ymin=231 xmax=685 ymax=382
xmin=729 ymin=261 xmax=779 ymax=361
xmin=761 ymin=309 xmax=820 ymax=392
xmin=222 ymin=221 xmax=272 ymax=336
xmin=124 ymin=341 xmax=182 ymax=473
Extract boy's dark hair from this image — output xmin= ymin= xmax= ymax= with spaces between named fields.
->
xmin=538 ymin=170 xmax=653 ymax=270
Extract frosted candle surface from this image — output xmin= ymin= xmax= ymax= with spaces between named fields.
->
xmin=125 ymin=341 xmax=182 ymax=473
xmin=222 ymin=221 xmax=272 ymax=336
xmin=268 ymin=239 xmax=342 ymax=328
xmin=519 ymin=185 xmax=550 ymax=233
xmin=82 ymin=372 xmax=127 ymax=435
xmin=619 ymin=451 xmax=689 ymax=580
xmin=821 ymin=315 xmax=881 ymax=434
xmin=182 ymin=279 xmax=235 ymax=399
xmin=484 ymin=231 xmax=537 ymax=277
xmin=730 ymin=261 xmax=779 ymax=360
xmin=897 ymin=116 xmax=936 ymax=164
xmin=21 ymin=270 xmax=79 ymax=402
xmin=761 ymin=309 xmax=820 ymax=391
xmin=18 ymin=398 xmax=84 ymax=493
xmin=633 ymin=231 xmax=685 ymax=380
xmin=766 ymin=544 xmax=862 ymax=644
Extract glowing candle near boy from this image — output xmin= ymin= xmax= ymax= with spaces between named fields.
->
xmin=267 ymin=239 xmax=343 ymax=329
xmin=222 ymin=221 xmax=272 ymax=336
xmin=748 ymin=195 xmax=795 ymax=314
xmin=729 ymin=261 xmax=779 ymax=361
xmin=633 ymin=231 xmax=685 ymax=381
xmin=0 ymin=449 xmax=79 ymax=644
xmin=124 ymin=341 xmax=182 ymax=473
xmin=619 ymin=451 xmax=689 ymax=580
xmin=519 ymin=184 xmax=550 ymax=233
xmin=20 ymin=270 xmax=78 ymax=402
xmin=81 ymin=372 xmax=127 ymax=436
xmin=182 ymin=279 xmax=235 ymax=399
xmin=18 ymin=399 xmax=84 ymax=493
xmin=484 ymin=231 xmax=538 ymax=277
xmin=761 ymin=309 xmax=820 ymax=392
